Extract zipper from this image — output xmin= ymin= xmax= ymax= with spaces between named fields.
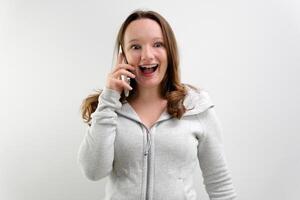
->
xmin=143 ymin=127 xmax=151 ymax=200
xmin=144 ymin=128 xmax=151 ymax=156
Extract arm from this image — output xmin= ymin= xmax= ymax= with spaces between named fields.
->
xmin=197 ymin=106 xmax=237 ymax=200
xmin=77 ymin=87 xmax=121 ymax=181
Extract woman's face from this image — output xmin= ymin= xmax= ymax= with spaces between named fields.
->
xmin=123 ymin=18 xmax=168 ymax=90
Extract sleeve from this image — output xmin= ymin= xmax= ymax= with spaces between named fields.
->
xmin=197 ymin=106 xmax=237 ymax=200
xmin=77 ymin=87 xmax=122 ymax=181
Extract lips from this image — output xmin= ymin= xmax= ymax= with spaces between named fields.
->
xmin=139 ymin=64 xmax=159 ymax=74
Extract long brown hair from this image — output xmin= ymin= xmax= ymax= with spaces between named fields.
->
xmin=80 ymin=9 xmax=199 ymax=125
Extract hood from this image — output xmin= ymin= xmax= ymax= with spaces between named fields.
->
xmin=115 ymin=85 xmax=215 ymax=124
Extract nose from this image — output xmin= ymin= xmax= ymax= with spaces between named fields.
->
xmin=141 ymin=45 xmax=154 ymax=62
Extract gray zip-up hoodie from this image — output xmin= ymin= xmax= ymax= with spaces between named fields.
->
xmin=77 ymin=85 xmax=237 ymax=200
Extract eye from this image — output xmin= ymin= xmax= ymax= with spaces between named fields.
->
xmin=154 ymin=42 xmax=164 ymax=48
xmin=130 ymin=44 xmax=141 ymax=50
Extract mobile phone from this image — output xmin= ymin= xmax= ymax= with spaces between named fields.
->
xmin=119 ymin=45 xmax=131 ymax=97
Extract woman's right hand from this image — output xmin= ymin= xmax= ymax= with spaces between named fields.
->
xmin=105 ymin=53 xmax=136 ymax=94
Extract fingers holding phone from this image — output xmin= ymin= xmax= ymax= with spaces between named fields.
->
xmin=106 ymin=53 xmax=136 ymax=95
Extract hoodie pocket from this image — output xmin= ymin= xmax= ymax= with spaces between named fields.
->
xmin=177 ymin=176 xmax=197 ymax=200
xmin=177 ymin=177 xmax=188 ymax=200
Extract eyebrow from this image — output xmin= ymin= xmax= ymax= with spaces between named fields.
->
xmin=128 ymin=37 xmax=164 ymax=43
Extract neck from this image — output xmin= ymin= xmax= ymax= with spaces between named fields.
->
xmin=133 ymin=85 xmax=164 ymax=104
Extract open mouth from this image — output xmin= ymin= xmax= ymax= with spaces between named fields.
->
xmin=139 ymin=64 xmax=159 ymax=74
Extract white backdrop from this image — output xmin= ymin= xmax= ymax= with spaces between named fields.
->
xmin=1 ymin=0 xmax=300 ymax=199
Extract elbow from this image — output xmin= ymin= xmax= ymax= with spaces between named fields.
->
xmin=78 ymin=159 xmax=112 ymax=181
xmin=84 ymin=169 xmax=111 ymax=181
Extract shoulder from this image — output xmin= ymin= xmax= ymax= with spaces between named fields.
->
xmin=182 ymin=83 xmax=215 ymax=115
xmin=184 ymin=83 xmax=211 ymax=99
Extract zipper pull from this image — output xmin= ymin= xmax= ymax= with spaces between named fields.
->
xmin=144 ymin=129 xmax=151 ymax=156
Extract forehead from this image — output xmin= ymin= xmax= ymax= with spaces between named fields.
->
xmin=124 ymin=18 xmax=163 ymax=43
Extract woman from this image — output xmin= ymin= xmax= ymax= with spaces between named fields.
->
xmin=78 ymin=9 xmax=237 ymax=200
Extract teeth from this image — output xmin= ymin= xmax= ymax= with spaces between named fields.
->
xmin=140 ymin=64 xmax=158 ymax=69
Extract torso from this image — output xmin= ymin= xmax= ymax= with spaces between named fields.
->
xmin=128 ymin=99 xmax=168 ymax=129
